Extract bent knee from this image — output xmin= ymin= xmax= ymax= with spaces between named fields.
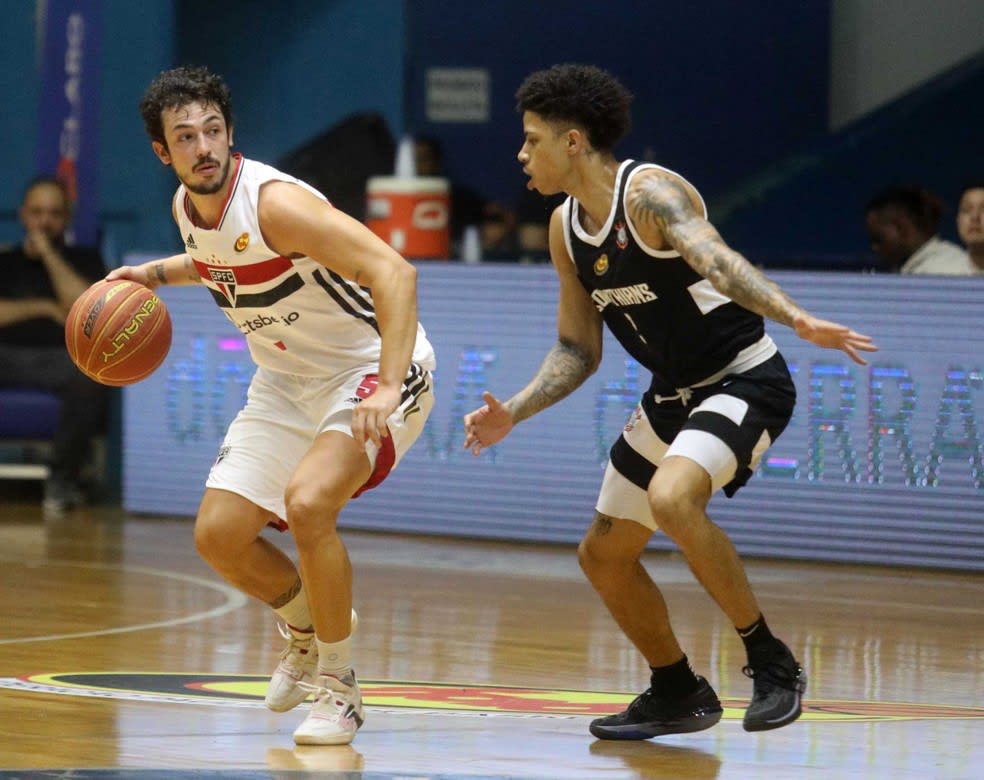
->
xmin=283 ymin=483 xmax=345 ymax=541
xmin=194 ymin=512 xmax=248 ymax=562
xmin=194 ymin=491 xmax=270 ymax=561
xmin=646 ymin=483 xmax=708 ymax=541
xmin=578 ymin=514 xmax=649 ymax=577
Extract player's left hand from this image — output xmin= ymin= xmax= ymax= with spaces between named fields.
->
xmin=351 ymin=383 xmax=401 ymax=451
xmin=794 ymin=315 xmax=878 ymax=365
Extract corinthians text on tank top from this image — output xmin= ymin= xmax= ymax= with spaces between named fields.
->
xmin=562 ymin=160 xmax=773 ymax=395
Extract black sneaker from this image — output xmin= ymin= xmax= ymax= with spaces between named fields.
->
xmin=589 ymin=677 xmax=723 ymax=740
xmin=742 ymin=645 xmax=807 ymax=732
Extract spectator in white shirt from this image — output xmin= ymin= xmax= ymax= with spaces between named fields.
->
xmin=864 ymin=184 xmax=972 ymax=275
xmin=955 ymin=180 xmax=984 ymax=274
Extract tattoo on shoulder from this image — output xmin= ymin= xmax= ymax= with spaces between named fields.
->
xmin=628 ymin=176 xmax=740 ymax=282
xmin=626 ymin=176 xmax=696 ymax=235
xmin=626 ymin=175 xmax=799 ymax=325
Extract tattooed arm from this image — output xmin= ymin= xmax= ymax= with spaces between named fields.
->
xmin=464 ymin=207 xmax=603 ymax=454
xmin=105 ymin=196 xmax=202 ymax=289
xmin=104 ymin=253 xmax=201 ymax=289
xmin=625 ymin=170 xmax=877 ymax=365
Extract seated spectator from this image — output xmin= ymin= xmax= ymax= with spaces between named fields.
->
xmin=956 ymin=179 xmax=984 ymax=273
xmin=864 ymin=184 xmax=971 ymax=274
xmin=515 ymin=187 xmax=566 ymax=263
xmin=0 ymin=176 xmax=110 ymax=511
xmin=413 ymin=135 xmax=516 ymax=259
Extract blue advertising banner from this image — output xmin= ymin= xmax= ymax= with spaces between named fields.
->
xmin=36 ymin=0 xmax=102 ymax=246
xmin=121 ymin=261 xmax=984 ymax=572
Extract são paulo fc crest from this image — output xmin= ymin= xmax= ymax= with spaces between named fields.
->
xmin=593 ymin=254 xmax=609 ymax=275
xmin=208 ymin=267 xmax=237 ymax=304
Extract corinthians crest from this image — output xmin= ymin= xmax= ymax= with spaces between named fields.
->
xmin=615 ymin=220 xmax=629 ymax=249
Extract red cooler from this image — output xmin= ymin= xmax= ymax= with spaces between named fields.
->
xmin=366 ymin=176 xmax=451 ymax=260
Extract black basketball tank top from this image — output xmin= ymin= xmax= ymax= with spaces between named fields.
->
xmin=563 ymin=160 xmax=766 ymax=394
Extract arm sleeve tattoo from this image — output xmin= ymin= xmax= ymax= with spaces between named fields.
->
xmin=506 ymin=339 xmax=596 ymax=424
xmin=627 ymin=176 xmax=805 ymax=327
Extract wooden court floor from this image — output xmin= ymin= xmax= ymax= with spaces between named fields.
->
xmin=0 ymin=494 xmax=982 ymax=780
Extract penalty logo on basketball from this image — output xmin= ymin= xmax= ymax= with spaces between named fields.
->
xmin=100 ymin=296 xmax=165 ymax=362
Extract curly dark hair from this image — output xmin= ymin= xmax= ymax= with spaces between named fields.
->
xmin=515 ymin=64 xmax=633 ymax=152
xmin=139 ymin=65 xmax=234 ymax=147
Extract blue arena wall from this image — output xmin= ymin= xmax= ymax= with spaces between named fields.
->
xmin=1 ymin=0 xmax=826 ymax=257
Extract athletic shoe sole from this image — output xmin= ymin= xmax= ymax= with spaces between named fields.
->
xmin=590 ymin=706 xmax=723 ymax=740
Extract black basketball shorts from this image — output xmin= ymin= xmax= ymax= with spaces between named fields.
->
xmin=596 ymin=353 xmax=796 ymax=529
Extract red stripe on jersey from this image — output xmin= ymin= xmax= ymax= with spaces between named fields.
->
xmin=193 ymin=255 xmax=294 ymax=285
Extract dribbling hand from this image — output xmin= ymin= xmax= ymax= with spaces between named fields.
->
xmin=105 ymin=264 xmax=153 ymax=288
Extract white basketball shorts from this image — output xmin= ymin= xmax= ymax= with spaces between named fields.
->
xmin=205 ymin=362 xmax=434 ymax=524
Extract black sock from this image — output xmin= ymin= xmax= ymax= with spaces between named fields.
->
xmin=649 ymin=656 xmax=701 ymax=698
xmin=737 ymin=614 xmax=783 ymax=661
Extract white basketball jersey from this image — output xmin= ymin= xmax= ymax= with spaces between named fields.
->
xmin=173 ymin=155 xmax=436 ymax=376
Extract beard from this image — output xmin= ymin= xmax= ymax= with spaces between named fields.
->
xmin=182 ymin=155 xmax=231 ymax=195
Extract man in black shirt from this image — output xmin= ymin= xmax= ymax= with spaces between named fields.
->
xmin=465 ymin=64 xmax=877 ymax=740
xmin=0 ymin=176 xmax=109 ymax=510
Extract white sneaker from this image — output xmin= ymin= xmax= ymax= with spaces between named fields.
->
xmin=292 ymin=672 xmax=365 ymax=746
xmin=265 ymin=608 xmax=359 ymax=713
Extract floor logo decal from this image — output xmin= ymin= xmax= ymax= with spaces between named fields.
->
xmin=2 ymin=672 xmax=983 ymax=722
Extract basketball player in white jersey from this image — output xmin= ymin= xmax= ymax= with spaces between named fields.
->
xmin=464 ymin=64 xmax=877 ymax=739
xmin=107 ymin=66 xmax=436 ymax=746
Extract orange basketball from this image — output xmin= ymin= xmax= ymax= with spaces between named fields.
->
xmin=65 ymin=279 xmax=172 ymax=386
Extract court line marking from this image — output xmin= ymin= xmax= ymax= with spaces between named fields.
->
xmin=0 ymin=559 xmax=247 ymax=645
xmin=3 ymin=675 xmax=983 ymax=722
xmin=0 ymin=677 xmax=584 ymax=720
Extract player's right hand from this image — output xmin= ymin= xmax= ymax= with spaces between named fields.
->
xmin=463 ymin=391 xmax=514 ymax=455
xmin=105 ymin=263 xmax=153 ymax=288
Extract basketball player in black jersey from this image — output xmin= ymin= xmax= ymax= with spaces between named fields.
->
xmin=464 ymin=64 xmax=877 ymax=740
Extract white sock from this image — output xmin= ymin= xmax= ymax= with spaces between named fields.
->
xmin=316 ymin=636 xmax=352 ymax=680
xmin=273 ymin=585 xmax=312 ymax=638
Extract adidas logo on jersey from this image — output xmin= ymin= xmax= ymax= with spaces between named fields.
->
xmin=185 ymin=233 xmax=197 ymax=249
